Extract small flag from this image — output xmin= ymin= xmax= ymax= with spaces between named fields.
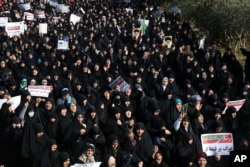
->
xmin=138 ymin=18 xmax=146 ymax=45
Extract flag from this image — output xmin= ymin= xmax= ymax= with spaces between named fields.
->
xmin=141 ymin=19 xmax=146 ymax=35
xmin=138 ymin=19 xmax=146 ymax=45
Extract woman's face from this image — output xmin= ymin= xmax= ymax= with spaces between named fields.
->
xmin=155 ymin=152 xmax=163 ymax=164
xmin=60 ymin=108 xmax=67 ymax=116
xmin=69 ymin=103 xmax=77 ymax=113
xmin=90 ymin=112 xmax=96 ymax=119
xmin=111 ymin=140 xmax=119 ymax=151
xmin=176 ymin=103 xmax=182 ymax=112
xmin=86 ymin=148 xmax=94 ymax=157
xmin=197 ymin=114 xmax=204 ymax=123
xmin=197 ymin=157 xmax=207 ymax=167
xmin=125 ymin=110 xmax=132 ymax=118
xmin=182 ymin=120 xmax=190 ymax=128
xmin=51 ymin=144 xmax=57 ymax=152
xmin=77 ymin=114 xmax=84 ymax=123
xmin=136 ymin=128 xmax=144 ymax=137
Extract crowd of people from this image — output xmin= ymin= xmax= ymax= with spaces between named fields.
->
xmin=0 ymin=0 xmax=250 ymax=167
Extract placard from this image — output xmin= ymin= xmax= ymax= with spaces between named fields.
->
xmin=109 ymin=76 xmax=130 ymax=92
xmin=201 ymin=133 xmax=234 ymax=156
xmin=49 ymin=0 xmax=58 ymax=7
xmin=24 ymin=12 xmax=34 ymax=21
xmin=39 ymin=23 xmax=48 ymax=34
xmin=222 ymin=99 xmax=245 ymax=114
xmin=28 ymin=85 xmax=51 ymax=97
xmin=0 ymin=95 xmax=21 ymax=110
xmin=0 ymin=17 xmax=8 ymax=27
xmin=70 ymin=162 xmax=102 ymax=167
xmin=18 ymin=3 xmax=31 ymax=11
xmin=55 ymin=4 xmax=70 ymax=13
xmin=70 ymin=14 xmax=81 ymax=25
xmin=34 ymin=10 xmax=45 ymax=19
xmin=5 ymin=22 xmax=24 ymax=37
xmin=57 ymin=36 xmax=69 ymax=50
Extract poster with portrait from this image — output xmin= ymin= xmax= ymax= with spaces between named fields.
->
xmin=57 ymin=36 xmax=69 ymax=50
xmin=162 ymin=36 xmax=173 ymax=49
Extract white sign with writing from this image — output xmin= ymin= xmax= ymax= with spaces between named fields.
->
xmin=24 ymin=12 xmax=34 ymax=20
xmin=201 ymin=133 xmax=234 ymax=156
xmin=222 ymin=99 xmax=245 ymax=114
xmin=5 ymin=22 xmax=24 ymax=37
xmin=0 ymin=17 xmax=8 ymax=27
xmin=70 ymin=162 xmax=102 ymax=167
xmin=28 ymin=85 xmax=51 ymax=97
xmin=34 ymin=10 xmax=46 ymax=19
xmin=39 ymin=23 xmax=48 ymax=34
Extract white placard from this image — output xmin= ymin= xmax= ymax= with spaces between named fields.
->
xmin=57 ymin=36 xmax=69 ymax=50
xmin=28 ymin=85 xmax=51 ymax=97
xmin=0 ymin=17 xmax=8 ymax=27
xmin=5 ymin=22 xmax=25 ymax=37
xmin=70 ymin=14 xmax=81 ymax=25
xmin=34 ymin=10 xmax=45 ymax=19
xmin=39 ymin=23 xmax=48 ymax=34
xmin=201 ymin=133 xmax=234 ymax=156
xmin=24 ymin=12 xmax=34 ymax=21
xmin=0 ymin=95 xmax=21 ymax=110
xmin=70 ymin=162 xmax=102 ymax=167
xmin=18 ymin=3 xmax=31 ymax=11
xmin=49 ymin=0 xmax=58 ymax=7
xmin=55 ymin=4 xmax=70 ymax=13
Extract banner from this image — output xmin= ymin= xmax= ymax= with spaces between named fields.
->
xmin=222 ymin=99 xmax=245 ymax=114
xmin=24 ymin=12 xmax=34 ymax=21
xmin=201 ymin=133 xmax=234 ymax=156
xmin=0 ymin=17 xmax=8 ymax=27
xmin=28 ymin=85 xmax=51 ymax=97
xmin=55 ymin=4 xmax=70 ymax=13
xmin=70 ymin=162 xmax=102 ymax=167
xmin=57 ymin=36 xmax=69 ymax=50
xmin=18 ymin=3 xmax=31 ymax=11
xmin=109 ymin=76 xmax=130 ymax=92
xmin=39 ymin=23 xmax=48 ymax=34
xmin=49 ymin=0 xmax=58 ymax=7
xmin=69 ymin=14 xmax=81 ymax=25
xmin=5 ymin=22 xmax=24 ymax=37
xmin=52 ymin=17 xmax=62 ymax=24
xmin=34 ymin=10 xmax=45 ymax=19
xmin=0 ymin=95 xmax=21 ymax=110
